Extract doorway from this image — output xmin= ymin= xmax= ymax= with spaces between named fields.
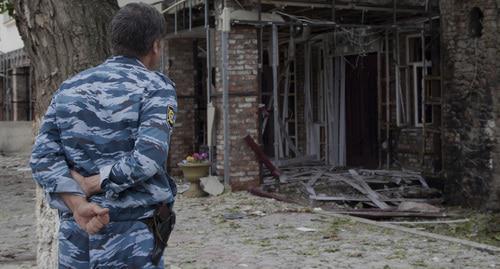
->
xmin=344 ymin=53 xmax=379 ymax=168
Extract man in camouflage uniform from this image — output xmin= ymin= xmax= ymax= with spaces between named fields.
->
xmin=30 ymin=3 xmax=177 ymax=268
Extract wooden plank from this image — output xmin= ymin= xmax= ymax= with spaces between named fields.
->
xmin=416 ymin=174 xmax=430 ymax=189
xmin=248 ymin=187 xmax=295 ymax=204
xmin=284 ymin=171 xmax=318 ymax=177
xmin=337 ymin=175 xmax=369 ymax=196
xmin=278 ymin=120 xmax=300 ymax=156
xmin=323 ymin=172 xmax=404 ymax=184
xmin=248 ymin=188 xmax=500 ymax=254
xmin=307 ymin=170 xmax=325 ymax=187
xmin=382 ymin=219 xmax=470 ymax=225
xmin=302 ymin=182 xmax=316 ymax=196
xmin=271 ymin=24 xmax=283 ymax=159
xmin=325 ymin=210 xmax=447 ymax=219
xmin=317 ymin=211 xmax=500 ymax=254
xmin=334 ymin=177 xmax=392 ymax=185
xmin=309 ymin=195 xmax=441 ymax=204
xmin=349 ymin=169 xmax=391 ymax=209
xmin=354 ymin=170 xmax=426 ymax=186
xmin=358 ymin=169 xmax=421 ymax=176
xmin=244 ymin=135 xmax=281 ymax=177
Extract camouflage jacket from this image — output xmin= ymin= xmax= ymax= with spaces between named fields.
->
xmin=30 ymin=56 xmax=177 ymax=221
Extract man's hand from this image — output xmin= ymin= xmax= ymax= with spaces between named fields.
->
xmin=71 ymin=170 xmax=102 ymax=197
xmin=60 ymin=193 xmax=110 ymax=234
xmin=74 ymin=202 xmax=110 ymax=234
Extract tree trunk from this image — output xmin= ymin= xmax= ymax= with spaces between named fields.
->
xmin=12 ymin=1 xmax=118 ymax=267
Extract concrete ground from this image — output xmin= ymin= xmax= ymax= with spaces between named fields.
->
xmin=0 ymin=155 xmax=499 ymax=269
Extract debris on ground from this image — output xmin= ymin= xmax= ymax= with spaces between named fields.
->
xmin=397 ymin=201 xmax=441 ymax=213
xmin=223 ymin=212 xmax=246 ymax=220
xmin=200 ymin=176 xmax=224 ymax=196
xmin=1 ymin=155 xmax=499 ymax=268
xmin=254 ymin=154 xmax=444 ymax=218
xmin=296 ymin=227 xmax=317 ymax=232
xmin=166 ymin=191 xmax=500 ymax=268
xmin=176 ymin=183 xmax=190 ymax=194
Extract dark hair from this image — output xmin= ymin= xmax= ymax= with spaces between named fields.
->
xmin=110 ymin=3 xmax=166 ymax=58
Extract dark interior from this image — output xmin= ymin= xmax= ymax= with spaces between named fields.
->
xmin=345 ymin=53 xmax=379 ymax=168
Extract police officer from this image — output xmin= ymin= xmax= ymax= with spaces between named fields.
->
xmin=30 ymin=3 xmax=177 ymax=268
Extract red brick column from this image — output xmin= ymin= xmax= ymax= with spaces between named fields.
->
xmin=164 ymin=38 xmax=196 ymax=175
xmin=214 ymin=26 xmax=260 ymax=191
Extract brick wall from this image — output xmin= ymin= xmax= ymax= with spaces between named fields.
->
xmin=394 ymin=129 xmax=439 ymax=173
xmin=214 ymin=26 xmax=260 ymax=191
xmin=164 ymin=38 xmax=197 ymax=175
xmin=441 ymin=0 xmax=500 ymax=210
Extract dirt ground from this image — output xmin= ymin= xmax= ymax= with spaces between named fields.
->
xmin=0 ymin=154 xmax=36 ymax=269
xmin=1 ymin=155 xmax=499 ymax=269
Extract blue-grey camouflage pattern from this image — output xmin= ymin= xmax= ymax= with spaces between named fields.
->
xmin=59 ymin=220 xmax=163 ymax=269
xmin=30 ymin=56 xmax=177 ymax=268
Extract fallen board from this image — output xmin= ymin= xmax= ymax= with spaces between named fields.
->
xmin=309 ymin=195 xmax=442 ymax=204
xmin=349 ymin=169 xmax=391 ymax=209
xmin=244 ymin=135 xmax=281 ymax=177
xmin=327 ymin=210 xmax=448 ymax=219
xmin=317 ymin=211 xmax=500 ymax=254
xmin=382 ymin=219 xmax=470 ymax=225
xmin=261 ymin=163 xmax=438 ymax=210
xmin=248 ymin=188 xmax=500 ymax=254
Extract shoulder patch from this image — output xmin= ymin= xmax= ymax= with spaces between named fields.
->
xmin=167 ymin=105 xmax=176 ymax=128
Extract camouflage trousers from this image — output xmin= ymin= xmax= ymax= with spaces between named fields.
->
xmin=58 ymin=220 xmax=164 ymax=269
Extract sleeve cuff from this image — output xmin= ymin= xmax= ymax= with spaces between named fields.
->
xmin=45 ymin=177 xmax=85 ymax=212
xmin=99 ymin=164 xmax=113 ymax=187
xmin=46 ymin=192 xmax=85 ymax=212
xmin=99 ymin=164 xmax=121 ymax=200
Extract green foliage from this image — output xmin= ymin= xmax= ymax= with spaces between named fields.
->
xmin=0 ymin=0 xmax=14 ymax=16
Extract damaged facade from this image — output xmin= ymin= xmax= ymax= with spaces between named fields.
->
xmin=0 ymin=48 xmax=33 ymax=121
xmin=441 ymin=0 xmax=500 ymax=210
xmin=161 ymin=0 xmax=500 ymax=211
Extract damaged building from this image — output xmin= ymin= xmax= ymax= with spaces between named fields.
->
xmin=0 ymin=48 xmax=32 ymax=121
xmin=161 ymin=0 xmax=500 ymax=212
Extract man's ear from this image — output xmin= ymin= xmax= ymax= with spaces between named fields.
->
xmin=153 ymin=39 xmax=161 ymax=55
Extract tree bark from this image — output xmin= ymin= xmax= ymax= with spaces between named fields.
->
xmin=12 ymin=1 xmax=118 ymax=267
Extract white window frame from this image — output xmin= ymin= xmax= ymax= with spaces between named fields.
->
xmin=397 ymin=34 xmax=424 ymax=127
xmin=413 ymin=62 xmax=432 ymax=127
xmin=406 ymin=33 xmax=435 ymax=128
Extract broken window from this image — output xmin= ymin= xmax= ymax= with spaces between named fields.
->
xmin=404 ymin=34 xmax=433 ymax=127
xmin=413 ymin=63 xmax=433 ymax=126
xmin=469 ymin=7 xmax=484 ymax=38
